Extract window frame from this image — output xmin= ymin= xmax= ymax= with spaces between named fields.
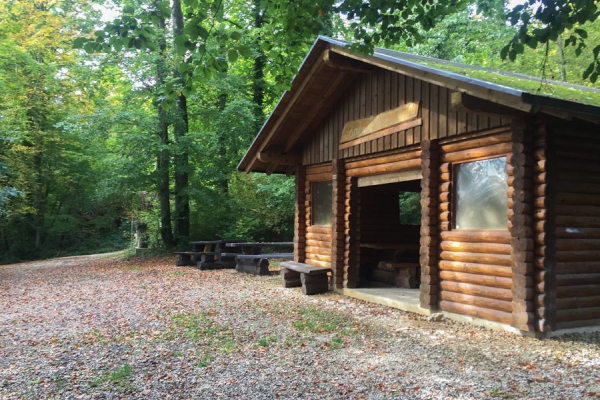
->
xmin=311 ymin=180 xmax=333 ymax=226
xmin=451 ymin=155 xmax=510 ymax=231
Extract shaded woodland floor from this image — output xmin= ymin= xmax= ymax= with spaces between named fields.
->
xmin=1 ymin=253 xmax=599 ymax=399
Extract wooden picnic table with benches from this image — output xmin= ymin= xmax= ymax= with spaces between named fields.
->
xmin=225 ymin=242 xmax=294 ymax=276
xmin=175 ymin=239 xmax=244 ymax=270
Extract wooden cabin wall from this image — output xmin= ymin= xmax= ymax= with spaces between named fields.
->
xmin=438 ymin=128 xmax=515 ymax=325
xmin=304 ymin=164 xmax=333 ymax=269
xmin=344 ymin=175 xmax=360 ymax=288
xmin=302 ymin=70 xmax=510 ymax=165
xmin=548 ymin=125 xmax=600 ymax=330
xmin=294 ymin=166 xmax=307 ymax=263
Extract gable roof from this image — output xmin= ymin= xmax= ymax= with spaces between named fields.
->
xmin=239 ymin=36 xmax=600 ymax=174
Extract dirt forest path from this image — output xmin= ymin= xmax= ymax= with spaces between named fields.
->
xmin=1 ymin=253 xmax=599 ymax=399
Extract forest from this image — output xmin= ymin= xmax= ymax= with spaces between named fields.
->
xmin=1 ymin=0 xmax=598 ymax=264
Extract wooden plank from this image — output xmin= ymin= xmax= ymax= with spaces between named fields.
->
xmin=357 ymin=169 xmax=422 ymax=187
xmin=413 ymin=78 xmax=422 ymax=143
xmin=339 ymin=118 xmax=422 ymax=150
xmin=430 ymin=84 xmax=439 ymax=139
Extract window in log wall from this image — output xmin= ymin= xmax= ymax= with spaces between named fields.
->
xmin=454 ymin=156 xmax=508 ymax=230
xmin=312 ymin=180 xmax=333 ymax=226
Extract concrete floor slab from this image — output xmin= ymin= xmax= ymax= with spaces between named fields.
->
xmin=339 ymin=287 xmax=431 ymax=316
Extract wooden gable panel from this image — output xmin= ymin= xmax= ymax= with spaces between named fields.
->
xmin=302 ymin=69 xmax=511 ymax=166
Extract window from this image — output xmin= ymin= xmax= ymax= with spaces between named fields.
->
xmin=312 ymin=181 xmax=332 ymax=225
xmin=455 ymin=156 xmax=508 ymax=230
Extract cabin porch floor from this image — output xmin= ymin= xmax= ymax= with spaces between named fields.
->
xmin=339 ymin=287 xmax=431 ymax=316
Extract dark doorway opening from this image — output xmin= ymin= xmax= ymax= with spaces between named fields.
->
xmin=357 ymin=179 xmax=421 ymax=288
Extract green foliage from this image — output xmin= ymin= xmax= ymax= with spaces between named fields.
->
xmin=399 ymin=192 xmax=421 ymax=226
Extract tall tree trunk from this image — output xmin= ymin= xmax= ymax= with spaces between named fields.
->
xmin=557 ymin=34 xmax=567 ymax=82
xmin=252 ymin=0 xmax=265 ymax=128
xmin=171 ymin=0 xmax=190 ymax=244
xmin=33 ymin=147 xmax=44 ymax=248
xmin=156 ymin=3 xmax=174 ymax=248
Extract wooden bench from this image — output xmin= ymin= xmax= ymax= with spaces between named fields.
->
xmin=280 ymin=261 xmax=332 ymax=295
xmin=175 ymin=239 xmax=243 ymax=269
xmin=235 ymin=253 xmax=294 ymax=276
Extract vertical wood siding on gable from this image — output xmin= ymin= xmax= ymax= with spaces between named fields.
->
xmin=302 ymin=70 xmax=509 ymax=165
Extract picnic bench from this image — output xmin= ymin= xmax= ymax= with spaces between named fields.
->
xmin=280 ymin=261 xmax=332 ymax=295
xmin=226 ymin=242 xmax=294 ymax=276
xmin=360 ymin=242 xmax=420 ymax=288
xmin=174 ymin=239 xmax=243 ymax=270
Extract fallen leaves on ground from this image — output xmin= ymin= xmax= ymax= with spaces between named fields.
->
xmin=1 ymin=253 xmax=599 ymax=399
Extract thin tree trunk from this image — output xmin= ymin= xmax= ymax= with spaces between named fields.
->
xmin=33 ymin=148 xmax=44 ymax=248
xmin=557 ymin=34 xmax=567 ymax=82
xmin=172 ymin=0 xmax=190 ymax=244
xmin=252 ymin=0 xmax=265 ymax=128
xmin=156 ymin=2 xmax=174 ymax=248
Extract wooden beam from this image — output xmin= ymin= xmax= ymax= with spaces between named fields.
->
xmin=258 ymin=150 xmax=302 ymax=165
xmin=451 ymin=92 xmax=529 ymax=119
xmin=323 ymin=49 xmax=374 ymax=73
xmin=265 ymin=162 xmax=278 ymax=175
xmin=283 ymin=70 xmax=349 ymax=153
xmin=357 ymin=169 xmax=422 ymax=187
xmin=245 ymin=48 xmax=328 ymax=172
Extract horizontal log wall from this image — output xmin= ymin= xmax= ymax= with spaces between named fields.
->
xmin=551 ymin=125 xmax=600 ymax=330
xmin=303 ymin=69 xmax=509 ymax=165
xmin=304 ymin=164 xmax=333 ymax=269
xmin=438 ymin=129 xmax=515 ymax=325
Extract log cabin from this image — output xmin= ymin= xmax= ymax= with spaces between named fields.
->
xmin=238 ymin=36 xmax=600 ymax=337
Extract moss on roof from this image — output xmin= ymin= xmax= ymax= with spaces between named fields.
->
xmin=406 ymin=58 xmax=600 ymax=109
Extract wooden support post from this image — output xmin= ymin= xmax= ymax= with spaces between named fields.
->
xmin=344 ymin=176 xmax=360 ymax=288
xmin=533 ymin=124 xmax=557 ymax=332
xmin=331 ymin=160 xmax=346 ymax=289
xmin=510 ymin=121 xmax=536 ymax=332
xmin=420 ymin=139 xmax=440 ymax=309
xmin=281 ymin=268 xmax=301 ymax=288
xmin=295 ymin=165 xmax=306 ymax=263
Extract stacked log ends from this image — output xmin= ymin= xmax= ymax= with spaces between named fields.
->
xmin=551 ymin=125 xmax=600 ymax=330
xmin=294 ymin=166 xmax=307 ymax=263
xmin=331 ymin=160 xmax=346 ymax=288
xmin=510 ymin=121 xmax=536 ymax=332
xmin=344 ymin=176 xmax=360 ymax=288
xmin=420 ymin=139 xmax=439 ymax=309
xmin=533 ymin=124 xmax=557 ymax=332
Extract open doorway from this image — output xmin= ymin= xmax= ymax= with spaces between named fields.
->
xmin=357 ymin=179 xmax=421 ymax=288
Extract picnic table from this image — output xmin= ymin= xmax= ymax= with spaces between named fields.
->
xmin=175 ymin=239 xmax=244 ymax=270
xmin=225 ymin=242 xmax=294 ymax=276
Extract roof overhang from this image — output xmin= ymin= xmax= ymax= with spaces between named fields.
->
xmin=238 ymin=36 xmax=600 ymax=175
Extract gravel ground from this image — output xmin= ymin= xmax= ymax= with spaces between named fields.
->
xmin=1 ymin=253 xmax=599 ymax=399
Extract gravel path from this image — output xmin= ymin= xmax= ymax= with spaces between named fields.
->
xmin=1 ymin=254 xmax=599 ymax=399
